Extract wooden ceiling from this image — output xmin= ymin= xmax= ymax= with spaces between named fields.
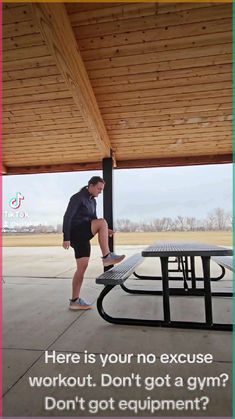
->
xmin=2 ymin=2 xmax=232 ymax=175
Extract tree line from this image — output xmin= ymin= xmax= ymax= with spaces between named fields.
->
xmin=3 ymin=207 xmax=232 ymax=234
xmin=115 ymin=208 xmax=232 ymax=232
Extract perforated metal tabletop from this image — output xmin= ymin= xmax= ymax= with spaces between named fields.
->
xmin=142 ymin=242 xmax=233 ymax=258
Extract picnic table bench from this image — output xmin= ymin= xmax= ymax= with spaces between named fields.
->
xmin=96 ymin=253 xmax=143 ymax=285
xmin=96 ymin=242 xmax=233 ymax=331
xmin=96 ymin=253 xmax=144 ymax=324
xmin=211 ymin=256 xmax=233 ymax=272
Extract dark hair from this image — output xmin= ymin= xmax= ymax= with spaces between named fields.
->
xmin=88 ymin=176 xmax=105 ymax=186
xmin=80 ymin=176 xmax=105 ymax=192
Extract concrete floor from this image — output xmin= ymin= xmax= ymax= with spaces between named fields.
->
xmin=2 ymin=246 xmax=233 ymax=417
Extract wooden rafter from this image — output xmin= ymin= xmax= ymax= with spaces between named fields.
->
xmin=31 ymin=3 xmax=111 ymax=157
xmin=4 ymin=154 xmax=232 ymax=176
xmin=117 ymin=154 xmax=233 ymax=169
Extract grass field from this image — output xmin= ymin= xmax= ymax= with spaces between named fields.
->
xmin=2 ymin=231 xmax=232 ymax=247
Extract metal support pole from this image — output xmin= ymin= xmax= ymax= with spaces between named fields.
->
xmin=102 ymin=157 xmax=114 ymax=260
xmin=190 ymin=256 xmax=196 ymax=290
xmin=160 ymin=257 xmax=171 ymax=324
xmin=201 ymin=256 xmax=213 ymax=326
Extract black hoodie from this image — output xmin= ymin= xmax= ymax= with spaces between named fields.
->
xmin=62 ymin=188 xmax=97 ymax=241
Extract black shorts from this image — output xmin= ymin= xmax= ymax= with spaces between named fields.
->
xmin=70 ymin=220 xmax=94 ymax=259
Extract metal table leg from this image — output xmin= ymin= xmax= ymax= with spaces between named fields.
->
xmin=179 ymin=256 xmax=189 ymax=291
xmin=201 ymin=256 xmax=213 ymax=326
xmin=190 ymin=256 xmax=196 ymax=290
xmin=160 ymin=256 xmax=171 ymax=324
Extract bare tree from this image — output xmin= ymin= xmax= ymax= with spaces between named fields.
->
xmin=175 ymin=216 xmax=187 ymax=231
xmin=226 ymin=211 xmax=233 ymax=230
xmin=186 ymin=217 xmax=197 ymax=231
xmin=206 ymin=207 xmax=229 ymax=230
xmin=206 ymin=211 xmax=216 ymax=231
xmin=214 ymin=207 xmax=227 ymax=230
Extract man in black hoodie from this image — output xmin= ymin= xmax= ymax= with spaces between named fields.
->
xmin=63 ymin=176 xmax=125 ymax=310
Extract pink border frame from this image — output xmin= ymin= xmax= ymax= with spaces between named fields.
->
xmin=0 ymin=0 xmax=3 ymax=416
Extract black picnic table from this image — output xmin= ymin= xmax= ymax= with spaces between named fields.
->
xmin=96 ymin=242 xmax=233 ymax=331
xmin=141 ymin=242 xmax=233 ymax=331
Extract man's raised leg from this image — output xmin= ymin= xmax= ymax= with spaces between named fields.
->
xmin=91 ymin=218 xmax=125 ymax=266
xmin=91 ymin=219 xmax=109 ymax=256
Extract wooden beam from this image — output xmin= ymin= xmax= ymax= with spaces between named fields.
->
xmin=31 ymin=3 xmax=111 ymax=157
xmin=116 ymin=154 xmax=232 ymax=169
xmin=6 ymin=162 xmax=102 ymax=176
xmin=5 ymin=154 xmax=232 ymax=176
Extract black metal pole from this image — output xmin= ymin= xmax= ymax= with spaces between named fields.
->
xmin=102 ymin=158 xmax=114 ymax=268
xmin=201 ymin=256 xmax=213 ymax=326
xmin=160 ymin=256 xmax=171 ymax=324
xmin=190 ymin=256 xmax=196 ymax=290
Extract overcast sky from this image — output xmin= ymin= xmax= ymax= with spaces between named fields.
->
xmin=3 ymin=164 xmax=232 ymax=227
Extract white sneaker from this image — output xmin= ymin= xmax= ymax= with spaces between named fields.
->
xmin=69 ymin=298 xmax=93 ymax=310
xmin=102 ymin=252 xmax=125 ymax=267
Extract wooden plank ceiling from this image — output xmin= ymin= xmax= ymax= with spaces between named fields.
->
xmin=2 ymin=2 xmax=232 ymax=175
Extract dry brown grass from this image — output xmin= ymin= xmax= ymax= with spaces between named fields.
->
xmin=2 ymin=231 xmax=232 ymax=247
